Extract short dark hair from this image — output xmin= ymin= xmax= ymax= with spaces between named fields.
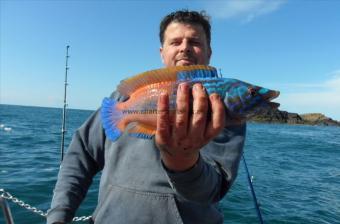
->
xmin=159 ymin=10 xmax=211 ymax=47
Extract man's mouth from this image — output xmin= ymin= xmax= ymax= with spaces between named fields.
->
xmin=176 ymin=57 xmax=196 ymax=65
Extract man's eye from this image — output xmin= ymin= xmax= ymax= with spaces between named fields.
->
xmin=190 ymin=40 xmax=201 ymax=45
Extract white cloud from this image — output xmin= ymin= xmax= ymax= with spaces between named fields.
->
xmin=325 ymin=70 xmax=340 ymax=90
xmin=275 ymin=71 xmax=340 ymax=121
xmin=204 ymin=0 xmax=287 ymax=22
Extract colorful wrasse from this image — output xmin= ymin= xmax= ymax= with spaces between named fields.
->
xmin=101 ymin=65 xmax=280 ymax=141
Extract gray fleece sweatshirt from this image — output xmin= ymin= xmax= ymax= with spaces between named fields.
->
xmin=47 ymin=92 xmax=246 ymax=224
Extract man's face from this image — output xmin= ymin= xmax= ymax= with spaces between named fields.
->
xmin=160 ymin=22 xmax=211 ymax=67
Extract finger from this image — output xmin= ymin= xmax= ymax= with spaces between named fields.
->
xmin=173 ymin=83 xmax=190 ymax=140
xmin=156 ymin=93 xmax=171 ymax=146
xmin=189 ymin=83 xmax=208 ymax=138
xmin=205 ymin=93 xmax=225 ymax=139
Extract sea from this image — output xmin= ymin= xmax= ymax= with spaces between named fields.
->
xmin=0 ymin=104 xmax=339 ymax=224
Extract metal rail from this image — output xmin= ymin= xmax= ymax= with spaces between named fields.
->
xmin=0 ymin=196 xmax=14 ymax=224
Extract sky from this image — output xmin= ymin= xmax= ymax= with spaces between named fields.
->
xmin=1 ymin=0 xmax=340 ymax=120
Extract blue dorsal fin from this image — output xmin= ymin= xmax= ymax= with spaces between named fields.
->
xmin=177 ymin=67 xmax=218 ymax=81
xmin=117 ymin=65 xmax=217 ymax=96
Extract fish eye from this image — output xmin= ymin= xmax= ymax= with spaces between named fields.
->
xmin=248 ymin=87 xmax=257 ymax=97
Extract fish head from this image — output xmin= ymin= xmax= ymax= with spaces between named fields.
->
xmin=224 ymin=81 xmax=280 ymax=119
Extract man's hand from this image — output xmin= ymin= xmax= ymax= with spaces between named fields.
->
xmin=155 ymin=83 xmax=225 ymax=172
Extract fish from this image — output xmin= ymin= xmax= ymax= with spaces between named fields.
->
xmin=101 ymin=65 xmax=280 ymax=141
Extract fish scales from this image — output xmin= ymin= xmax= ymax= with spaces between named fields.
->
xmin=101 ymin=65 xmax=280 ymax=141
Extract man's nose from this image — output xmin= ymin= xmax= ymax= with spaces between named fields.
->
xmin=179 ymin=40 xmax=191 ymax=53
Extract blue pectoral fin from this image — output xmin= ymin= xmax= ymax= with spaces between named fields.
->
xmin=128 ymin=124 xmax=155 ymax=139
xmin=101 ymin=97 xmax=123 ymax=141
xmin=128 ymin=133 xmax=154 ymax=139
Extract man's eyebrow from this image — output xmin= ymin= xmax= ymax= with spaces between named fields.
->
xmin=169 ymin=36 xmax=201 ymax=40
xmin=189 ymin=36 xmax=201 ymax=39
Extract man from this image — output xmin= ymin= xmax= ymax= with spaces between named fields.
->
xmin=47 ymin=10 xmax=246 ymax=224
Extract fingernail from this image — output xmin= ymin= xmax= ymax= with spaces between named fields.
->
xmin=160 ymin=92 xmax=167 ymax=101
xmin=180 ymin=83 xmax=188 ymax=92
xmin=210 ymin=94 xmax=220 ymax=101
xmin=194 ymin=84 xmax=202 ymax=91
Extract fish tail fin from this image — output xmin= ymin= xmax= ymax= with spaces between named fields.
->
xmin=101 ymin=97 xmax=124 ymax=141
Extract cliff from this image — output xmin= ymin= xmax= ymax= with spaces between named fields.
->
xmin=250 ymin=110 xmax=340 ymax=126
xmin=299 ymin=113 xmax=340 ymax=126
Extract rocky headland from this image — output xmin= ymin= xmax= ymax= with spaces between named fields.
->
xmin=250 ymin=109 xmax=340 ymax=126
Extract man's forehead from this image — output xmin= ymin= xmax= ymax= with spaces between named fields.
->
xmin=164 ymin=22 xmax=206 ymax=38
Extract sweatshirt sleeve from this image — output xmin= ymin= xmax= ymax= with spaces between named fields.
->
xmin=47 ymin=91 xmax=128 ymax=224
xmin=46 ymin=109 xmax=106 ymax=224
xmin=164 ymin=123 xmax=246 ymax=204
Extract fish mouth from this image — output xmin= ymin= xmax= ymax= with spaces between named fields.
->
xmin=268 ymin=102 xmax=280 ymax=109
xmin=265 ymin=90 xmax=280 ymax=110
xmin=266 ymin=90 xmax=280 ymax=101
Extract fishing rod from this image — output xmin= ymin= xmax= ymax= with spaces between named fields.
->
xmin=219 ymin=68 xmax=264 ymax=223
xmin=242 ymin=154 xmax=264 ymax=224
xmin=60 ymin=45 xmax=70 ymax=162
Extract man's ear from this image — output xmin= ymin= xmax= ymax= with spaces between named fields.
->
xmin=160 ymin=47 xmax=164 ymax=64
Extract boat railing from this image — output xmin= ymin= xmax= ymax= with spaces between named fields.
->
xmin=0 ymin=188 xmax=92 ymax=223
xmin=0 ymin=195 xmax=14 ymax=224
